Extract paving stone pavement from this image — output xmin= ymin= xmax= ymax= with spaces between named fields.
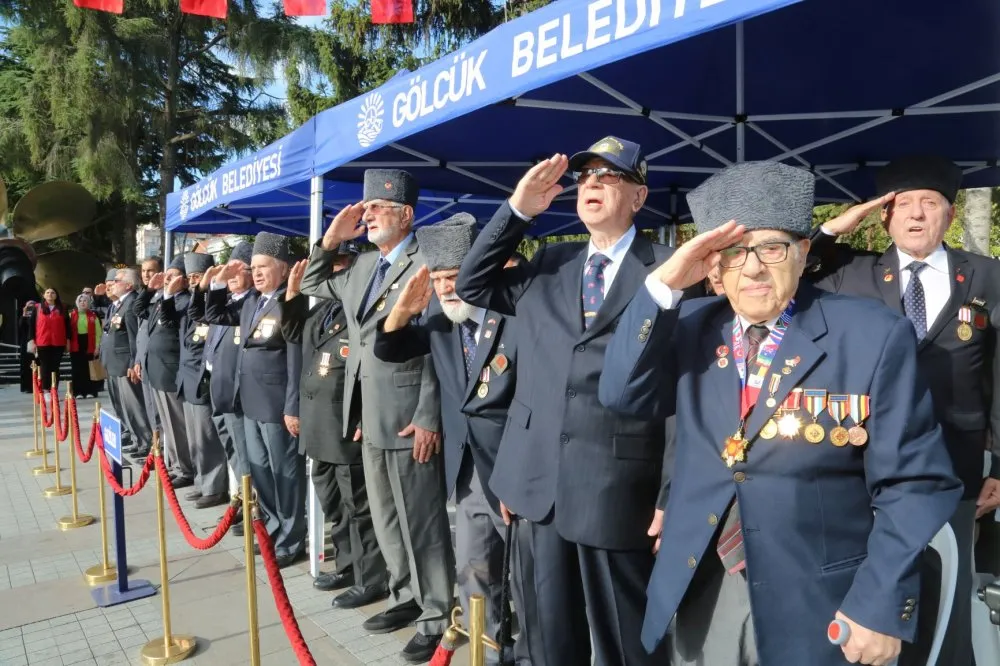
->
xmin=0 ymin=386 xmax=469 ymax=666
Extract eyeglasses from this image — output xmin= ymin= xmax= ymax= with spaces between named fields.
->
xmin=719 ymin=241 xmax=793 ymax=268
xmin=574 ymin=167 xmax=633 ymax=185
xmin=365 ymin=202 xmax=404 ymax=213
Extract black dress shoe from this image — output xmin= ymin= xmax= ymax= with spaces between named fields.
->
xmin=276 ymin=551 xmax=305 ymax=569
xmin=362 ymin=600 xmax=422 ymax=634
xmin=401 ymin=633 xmax=443 ymax=664
xmin=231 ymin=522 xmax=244 ymax=537
xmin=184 ymin=490 xmax=202 ymax=501
xmin=332 ymin=583 xmax=389 ymax=609
xmin=130 ymin=450 xmax=150 ymax=462
xmin=168 ymin=476 xmax=194 ymax=489
xmin=313 ymin=571 xmax=353 ymax=592
xmin=195 ymin=493 xmax=228 ymax=509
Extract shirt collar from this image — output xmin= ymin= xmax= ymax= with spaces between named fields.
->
xmin=466 ymin=306 xmax=487 ymax=330
xmin=382 ymin=233 xmax=415 ymax=265
xmin=737 ymin=314 xmax=780 ymax=335
xmin=586 ymin=226 xmax=636 ymax=265
xmin=896 ymin=245 xmax=948 ymax=274
xmin=232 ymin=289 xmax=250 ymax=302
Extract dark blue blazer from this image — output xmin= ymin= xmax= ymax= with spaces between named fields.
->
xmin=190 ymin=286 xmax=243 ymax=416
xmin=598 ymin=283 xmax=962 ymax=665
xmin=163 ymin=290 xmax=210 ymax=406
xmin=204 ymin=286 xmax=301 ymax=424
xmin=373 ymin=299 xmax=516 ymax=514
xmin=456 ymin=201 xmax=674 ymax=551
xmin=134 ymin=288 xmax=188 ymax=393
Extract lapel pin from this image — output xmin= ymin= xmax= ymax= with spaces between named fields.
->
xmin=956 ymin=273 xmax=965 ymax=283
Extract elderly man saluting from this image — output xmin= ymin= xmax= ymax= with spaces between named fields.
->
xmin=598 ymin=161 xmax=962 ymax=666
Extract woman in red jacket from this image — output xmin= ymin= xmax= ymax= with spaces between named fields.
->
xmin=27 ymin=288 xmax=70 ymax=390
xmin=69 ymin=293 xmax=103 ymax=398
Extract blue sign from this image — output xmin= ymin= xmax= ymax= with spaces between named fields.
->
xmin=100 ymin=409 xmax=122 ymax=465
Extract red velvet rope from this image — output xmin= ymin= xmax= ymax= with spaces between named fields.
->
xmin=52 ymin=389 xmax=68 ymax=442
xmin=252 ymin=519 xmax=317 ymax=666
xmin=71 ymin=404 xmax=95 ymax=463
xmin=38 ymin=380 xmax=52 ymax=428
xmin=430 ymin=645 xmax=456 ymax=666
xmin=96 ymin=426 xmax=154 ymax=496
xmin=155 ymin=457 xmax=238 ymax=549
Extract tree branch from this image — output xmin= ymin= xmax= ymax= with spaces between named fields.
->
xmin=179 ymin=31 xmax=227 ymax=69
xmin=168 ymin=131 xmax=199 ymax=145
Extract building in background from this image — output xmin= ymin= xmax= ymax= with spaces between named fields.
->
xmin=135 ymin=224 xmax=243 ymax=262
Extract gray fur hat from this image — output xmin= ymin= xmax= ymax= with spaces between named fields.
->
xmin=363 ymin=169 xmax=419 ymax=208
xmin=168 ymin=254 xmax=187 ymax=276
xmin=230 ymin=241 xmax=252 ymax=265
xmin=688 ymin=161 xmax=815 ymax=237
xmin=252 ymin=231 xmax=289 ymax=263
xmin=105 ymin=268 xmax=119 ymax=281
xmin=414 ymin=213 xmax=478 ymax=272
xmin=184 ymin=252 xmax=214 ymax=275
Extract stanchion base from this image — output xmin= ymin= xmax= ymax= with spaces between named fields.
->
xmin=92 ymin=578 xmax=156 ymax=608
xmin=140 ymin=635 xmax=197 ymax=665
xmin=24 ymin=449 xmax=47 ymax=458
xmin=58 ymin=515 xmax=95 ymax=530
xmin=43 ymin=486 xmax=72 ymax=497
xmin=32 ymin=465 xmax=57 ymax=476
xmin=84 ymin=564 xmax=118 ymax=586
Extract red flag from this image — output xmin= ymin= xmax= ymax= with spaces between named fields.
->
xmin=180 ymin=0 xmax=228 ymax=19
xmin=73 ymin=0 xmax=124 ymax=13
xmin=371 ymin=0 xmax=413 ymax=24
xmin=284 ymin=0 xmax=326 ymax=16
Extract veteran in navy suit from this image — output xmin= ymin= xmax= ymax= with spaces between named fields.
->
xmin=599 ymin=161 xmax=962 ymax=666
xmin=203 ymin=232 xmax=304 ymax=567
xmin=374 ymin=214 xmax=539 ymax=666
xmin=455 ymin=138 xmax=676 ymax=666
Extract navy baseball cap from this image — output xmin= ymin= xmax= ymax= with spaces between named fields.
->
xmin=569 ymin=136 xmax=648 ymax=185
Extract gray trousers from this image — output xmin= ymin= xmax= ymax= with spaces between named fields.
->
xmin=670 ymin=556 xmax=759 ymax=666
xmin=105 ymin=375 xmax=133 ymax=447
xmin=313 ymin=460 xmax=386 ymax=587
xmin=141 ymin=377 xmax=160 ymax=435
xmin=214 ymin=412 xmax=249 ymax=480
xmin=244 ymin=418 xmax=306 ymax=557
xmin=455 ymin=462 xmax=535 ymax=666
xmin=114 ymin=376 xmax=152 ymax=452
xmin=362 ymin=444 xmax=456 ymax=635
xmin=152 ymin=389 xmax=192 ymax=480
xmin=182 ymin=401 xmax=228 ymax=496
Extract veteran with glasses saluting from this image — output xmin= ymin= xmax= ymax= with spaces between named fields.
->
xmin=598 ymin=161 xmax=961 ymax=666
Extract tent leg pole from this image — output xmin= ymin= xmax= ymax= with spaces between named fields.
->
xmin=735 ymin=22 xmax=745 ymax=163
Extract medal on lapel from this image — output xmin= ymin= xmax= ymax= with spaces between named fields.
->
xmin=957 ymin=305 xmax=973 ymax=341
xmin=776 ymin=388 xmax=804 ymax=438
xmin=847 ymin=394 xmax=870 ymax=446
xmin=489 ymin=354 xmax=509 ymax=376
xmin=477 ymin=383 xmax=489 ymax=399
xmin=803 ymin=389 xmax=827 ymax=443
xmin=827 ymin=395 xmax=851 ymax=446
xmin=759 ymin=374 xmax=782 ymax=439
xmin=192 ymin=324 xmax=209 ymax=343
xmin=716 ymin=345 xmax=729 ymax=369
xmin=318 ymin=352 xmax=331 ymax=377
xmin=254 ymin=317 xmax=276 ymax=339
xmin=722 ymin=429 xmax=749 ymax=468
xmin=339 ymin=339 xmax=350 ymax=359
xmin=233 ymin=326 xmax=241 ymax=345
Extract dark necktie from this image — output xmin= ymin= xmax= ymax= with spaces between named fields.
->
xmin=716 ymin=323 xmax=771 ymax=576
xmin=460 ymin=320 xmax=479 ymax=381
xmin=582 ymin=253 xmax=612 ymax=329
xmin=322 ymin=302 xmax=341 ymax=331
xmin=902 ymin=262 xmax=928 ymax=339
xmin=362 ymin=258 xmax=390 ymax=316
xmin=204 ymin=325 xmax=224 ymax=368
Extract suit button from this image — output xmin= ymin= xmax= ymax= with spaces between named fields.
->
xmin=638 ymin=333 xmax=648 ymax=342
xmin=559 ymin=434 xmax=569 ymax=444
xmin=306 ymin=371 xmax=312 ymax=376
xmin=905 ymin=598 xmax=916 ymax=605
xmin=643 ymin=319 xmax=652 ymax=327
xmin=901 ymin=612 xmax=911 ymax=621
xmin=687 ymin=556 xmax=697 ymax=568
xmin=708 ymin=513 xmax=718 ymax=525
xmin=733 ymin=472 xmax=746 ymax=483
xmin=575 ymin=344 xmax=586 ymax=352
xmin=566 ymin=388 xmax=576 ymax=398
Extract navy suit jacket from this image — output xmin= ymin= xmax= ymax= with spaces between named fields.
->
xmin=191 ymin=286 xmax=243 ymax=415
xmin=456 ymin=202 xmax=675 ymax=550
xmin=599 ymin=283 xmax=962 ymax=665
xmin=164 ymin=290 xmax=211 ymax=406
xmin=373 ymin=299 xmax=516 ymax=514
xmin=134 ymin=288 xmax=187 ymax=393
xmin=204 ymin=285 xmax=301 ymax=424
xmin=100 ymin=292 xmax=137 ymax=378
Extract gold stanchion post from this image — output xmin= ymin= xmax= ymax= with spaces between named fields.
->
xmin=86 ymin=401 xmax=117 ymax=585
xmin=242 ymin=475 xmax=261 ymax=666
xmin=140 ymin=435 xmax=196 ymax=665
xmin=59 ymin=388 xmax=94 ymax=530
xmin=444 ymin=596 xmax=498 ymax=666
xmin=43 ymin=373 xmax=70 ymax=496
xmin=32 ymin=370 xmax=56 ymax=476
xmin=25 ymin=363 xmax=44 ymax=459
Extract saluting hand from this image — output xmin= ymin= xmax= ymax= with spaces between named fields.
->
xmin=321 ymin=202 xmax=367 ymax=251
xmin=650 ymin=220 xmax=746 ymax=291
xmin=835 ymin=611 xmax=901 ymax=666
xmin=95 ymin=283 xmax=106 ymax=296
xmin=509 ymin=154 xmax=568 ymax=218
xmin=384 ymin=266 xmax=433 ymax=332
xmin=200 ymin=264 xmax=222 ymax=291
xmin=148 ymin=272 xmax=165 ymax=291
xmin=216 ymin=260 xmax=243 ymax=283
xmin=285 ymin=259 xmax=309 ymax=300
xmin=821 ymin=192 xmax=895 ymax=236
xmin=164 ymin=274 xmax=187 ymax=296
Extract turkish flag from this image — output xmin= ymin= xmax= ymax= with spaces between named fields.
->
xmin=179 ymin=0 xmax=228 ymax=19
xmin=371 ymin=0 xmax=413 ymax=24
xmin=73 ymin=0 xmax=124 ymax=13
xmin=284 ymin=0 xmax=326 ymax=16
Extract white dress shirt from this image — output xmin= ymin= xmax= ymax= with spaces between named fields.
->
xmin=897 ymin=245 xmax=951 ymax=329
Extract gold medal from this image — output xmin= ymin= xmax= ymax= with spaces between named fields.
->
xmin=957 ymin=322 xmax=972 ymax=341
xmin=476 ymin=383 xmax=489 ymax=399
xmin=192 ymin=334 xmax=201 ymax=342
xmin=766 ymin=398 xmax=776 ymax=408
xmin=233 ymin=326 xmax=241 ymax=345
xmin=848 ymin=425 xmax=868 ymax=446
xmin=781 ymin=367 xmax=791 ymax=375
xmin=830 ymin=426 xmax=851 ymax=447
xmin=760 ymin=419 xmax=778 ymax=440
xmin=722 ymin=432 xmax=748 ymax=468
xmin=804 ymin=423 xmax=825 ymax=444
xmin=376 ymin=299 xmax=386 ymax=311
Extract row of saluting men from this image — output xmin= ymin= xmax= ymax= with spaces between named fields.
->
xmin=96 ymin=139 xmax=999 ymax=666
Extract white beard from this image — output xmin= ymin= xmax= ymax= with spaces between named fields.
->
xmin=441 ymin=298 xmax=474 ymax=324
